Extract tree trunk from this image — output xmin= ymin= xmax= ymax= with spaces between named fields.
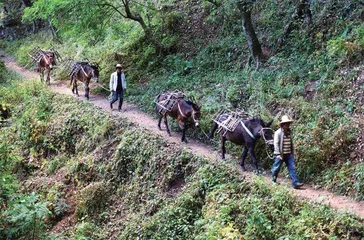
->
xmin=48 ymin=18 xmax=61 ymax=43
xmin=238 ymin=2 xmax=263 ymax=67
xmin=122 ymin=0 xmax=165 ymax=54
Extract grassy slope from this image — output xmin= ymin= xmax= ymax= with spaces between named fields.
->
xmin=0 ymin=72 xmax=363 ymax=239
xmin=2 ymin=0 xmax=364 ymax=201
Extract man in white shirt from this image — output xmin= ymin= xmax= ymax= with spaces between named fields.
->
xmin=109 ymin=64 xmax=127 ymax=111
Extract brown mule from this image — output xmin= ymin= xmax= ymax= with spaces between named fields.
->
xmin=208 ymin=114 xmax=273 ymax=172
xmin=155 ymin=92 xmax=201 ymax=143
xmin=38 ymin=51 xmax=56 ymax=85
xmin=70 ymin=62 xmax=99 ymax=100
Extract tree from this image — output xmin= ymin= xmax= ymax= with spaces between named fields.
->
xmin=237 ymin=0 xmax=263 ymax=68
xmin=93 ymin=0 xmax=165 ymax=52
xmin=22 ymin=0 xmax=166 ymax=51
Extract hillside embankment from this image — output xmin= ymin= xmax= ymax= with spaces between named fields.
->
xmin=1 ymin=50 xmax=364 ymax=239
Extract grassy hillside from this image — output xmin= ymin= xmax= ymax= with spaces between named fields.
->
xmin=1 ymin=0 xmax=364 ymax=201
xmin=1 ymin=65 xmax=363 ymax=239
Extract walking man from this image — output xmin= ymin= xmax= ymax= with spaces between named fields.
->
xmin=272 ymin=115 xmax=304 ymax=189
xmin=110 ymin=64 xmax=126 ymax=111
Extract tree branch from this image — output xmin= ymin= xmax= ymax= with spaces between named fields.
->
xmin=94 ymin=0 xmax=127 ymax=18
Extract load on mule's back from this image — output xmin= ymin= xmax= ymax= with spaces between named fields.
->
xmin=28 ymin=46 xmax=61 ymax=85
xmin=69 ymin=61 xmax=100 ymax=100
xmin=155 ymin=91 xmax=201 ymax=143
xmin=208 ymin=109 xmax=274 ymax=172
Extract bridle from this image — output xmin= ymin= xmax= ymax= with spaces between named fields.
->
xmin=259 ymin=127 xmax=274 ymax=159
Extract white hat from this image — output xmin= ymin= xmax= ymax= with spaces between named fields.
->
xmin=115 ymin=63 xmax=122 ymax=69
xmin=278 ymin=115 xmax=294 ymax=126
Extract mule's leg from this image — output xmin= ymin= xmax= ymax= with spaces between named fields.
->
xmin=164 ymin=115 xmax=171 ymax=136
xmin=85 ymin=86 xmax=89 ymax=100
xmin=46 ymin=68 xmax=51 ymax=85
xmin=221 ymin=136 xmax=226 ymax=160
xmin=40 ymin=69 xmax=44 ymax=83
xmin=74 ymin=80 xmax=79 ymax=97
xmin=240 ymin=148 xmax=248 ymax=171
xmin=208 ymin=122 xmax=218 ymax=139
xmin=71 ymin=77 xmax=75 ymax=94
xmin=158 ymin=115 xmax=163 ymax=130
xmin=247 ymin=144 xmax=259 ymax=174
xmin=179 ymin=121 xmax=187 ymax=143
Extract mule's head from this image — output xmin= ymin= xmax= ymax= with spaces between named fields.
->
xmin=90 ymin=64 xmax=100 ymax=82
xmin=259 ymin=119 xmax=274 ymax=150
xmin=192 ymin=103 xmax=201 ymax=127
xmin=46 ymin=52 xmax=55 ymax=70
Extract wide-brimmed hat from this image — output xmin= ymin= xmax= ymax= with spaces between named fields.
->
xmin=115 ymin=63 xmax=122 ymax=69
xmin=278 ymin=115 xmax=294 ymax=126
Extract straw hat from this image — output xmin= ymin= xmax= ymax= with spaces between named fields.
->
xmin=115 ymin=63 xmax=122 ymax=69
xmin=278 ymin=115 xmax=294 ymax=126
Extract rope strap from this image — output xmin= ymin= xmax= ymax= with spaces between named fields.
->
xmin=178 ymin=101 xmax=187 ymax=118
xmin=240 ymin=121 xmax=255 ymax=139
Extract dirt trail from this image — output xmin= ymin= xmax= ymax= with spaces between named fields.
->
xmin=1 ymin=50 xmax=363 ymax=219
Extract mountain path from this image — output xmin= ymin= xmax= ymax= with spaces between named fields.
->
xmin=1 ymin=50 xmax=363 ymax=220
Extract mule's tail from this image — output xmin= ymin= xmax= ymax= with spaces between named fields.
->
xmin=208 ymin=121 xmax=218 ymax=139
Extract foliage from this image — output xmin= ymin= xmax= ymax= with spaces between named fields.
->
xmin=74 ymin=221 xmax=107 ymax=240
xmin=1 ymin=0 xmax=364 ymax=238
xmin=0 ymin=76 xmax=363 ymax=238
xmin=327 ymin=24 xmax=364 ymax=66
xmin=2 ymin=193 xmax=51 ymax=240
xmin=75 ymin=182 xmax=110 ymax=219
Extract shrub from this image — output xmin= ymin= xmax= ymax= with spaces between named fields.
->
xmin=75 ymin=182 xmax=110 ymax=219
xmin=75 ymin=221 xmax=107 ymax=240
xmin=3 ymin=193 xmax=51 ymax=240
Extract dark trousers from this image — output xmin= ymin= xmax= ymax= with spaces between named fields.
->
xmin=272 ymin=153 xmax=299 ymax=184
xmin=110 ymin=90 xmax=123 ymax=109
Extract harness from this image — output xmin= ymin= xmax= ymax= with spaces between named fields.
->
xmin=240 ymin=121 xmax=255 ymax=139
xmin=177 ymin=101 xmax=199 ymax=122
xmin=80 ymin=65 xmax=89 ymax=78
xmin=42 ymin=54 xmax=50 ymax=65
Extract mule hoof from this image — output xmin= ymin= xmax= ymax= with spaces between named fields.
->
xmin=240 ymin=166 xmax=246 ymax=171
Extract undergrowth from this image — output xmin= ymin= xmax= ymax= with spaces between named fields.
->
xmin=1 ymin=0 xmax=363 ymax=213
xmin=0 ymin=71 xmax=363 ymax=239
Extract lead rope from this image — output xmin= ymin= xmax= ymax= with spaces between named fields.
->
xmin=259 ymin=128 xmax=274 ymax=159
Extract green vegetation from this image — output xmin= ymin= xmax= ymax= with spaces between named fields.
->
xmin=1 ymin=0 xmax=364 ymax=237
xmin=4 ymin=0 xmax=362 ymax=200
xmin=0 ymin=68 xmax=363 ymax=238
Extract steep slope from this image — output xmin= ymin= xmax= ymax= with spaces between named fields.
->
xmin=0 ymin=51 xmax=364 ymax=239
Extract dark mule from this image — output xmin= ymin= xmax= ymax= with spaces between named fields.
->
xmin=208 ymin=115 xmax=273 ymax=172
xmin=38 ymin=50 xmax=56 ymax=85
xmin=155 ymin=93 xmax=201 ymax=143
xmin=70 ymin=62 xmax=99 ymax=100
